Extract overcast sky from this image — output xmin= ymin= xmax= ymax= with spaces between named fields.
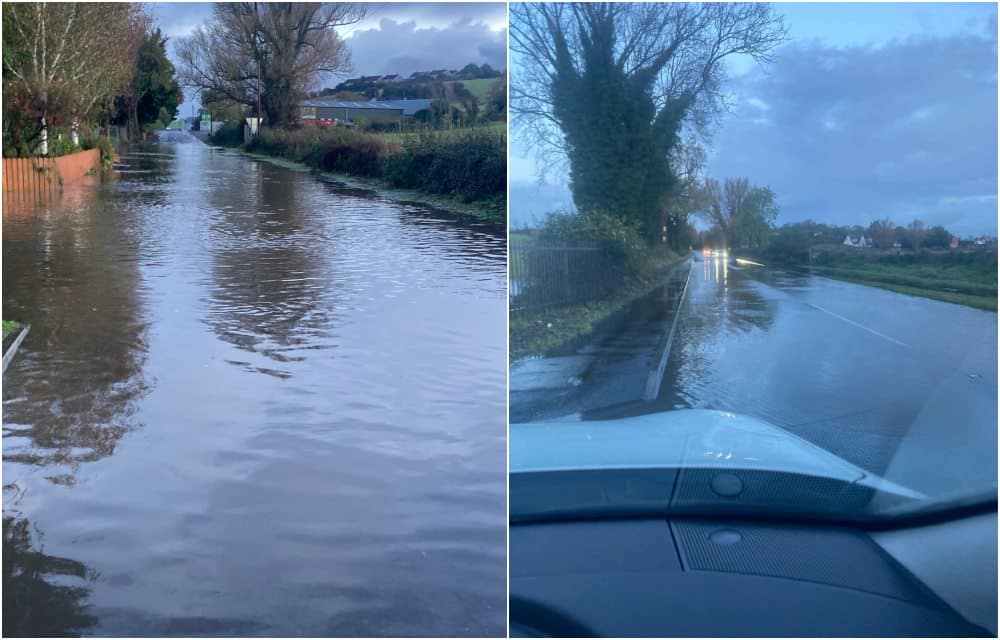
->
xmin=151 ymin=3 xmax=506 ymax=114
xmin=510 ymin=3 xmax=998 ymax=236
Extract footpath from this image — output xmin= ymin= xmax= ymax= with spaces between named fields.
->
xmin=510 ymin=257 xmax=693 ymax=423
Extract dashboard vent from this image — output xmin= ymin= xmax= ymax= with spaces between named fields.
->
xmin=671 ymin=519 xmax=942 ymax=607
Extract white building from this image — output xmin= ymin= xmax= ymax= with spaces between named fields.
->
xmin=843 ymin=234 xmax=873 ymax=248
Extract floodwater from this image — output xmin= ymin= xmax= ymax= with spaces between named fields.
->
xmin=511 ymin=252 xmax=996 ymax=502
xmin=2 ymin=132 xmax=507 ymax=637
xmin=655 ymin=255 xmax=997 ymax=494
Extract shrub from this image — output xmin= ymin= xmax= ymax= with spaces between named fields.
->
xmin=318 ymin=134 xmax=399 ymax=177
xmin=46 ymin=135 xmax=81 ymax=157
xmin=79 ymin=130 xmax=116 ymax=168
xmin=234 ymin=123 xmax=506 ymax=204
xmin=540 ymin=208 xmax=645 ymax=264
xmin=384 ymin=126 xmax=505 ymax=202
xmin=207 ymin=121 xmax=243 ymax=147
xmin=766 ymin=226 xmax=811 ymax=264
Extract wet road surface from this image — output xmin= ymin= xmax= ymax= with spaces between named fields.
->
xmin=2 ymin=132 xmax=507 ymax=637
xmin=512 ymin=253 xmax=996 ymax=496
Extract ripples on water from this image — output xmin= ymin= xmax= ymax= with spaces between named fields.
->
xmin=2 ymin=132 xmax=507 ymax=636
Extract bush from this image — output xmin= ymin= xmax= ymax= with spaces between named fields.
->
xmin=384 ymin=126 xmax=505 ymax=202
xmin=46 ymin=135 xmax=82 ymax=157
xmin=766 ymin=226 xmax=811 ymax=264
xmin=540 ymin=209 xmax=645 ymax=265
xmin=319 ymin=135 xmax=399 ymax=177
xmin=234 ymin=123 xmax=506 ymax=204
xmin=207 ymin=121 xmax=243 ymax=147
xmin=246 ymin=126 xmax=401 ymax=178
xmin=79 ymin=130 xmax=116 ymax=168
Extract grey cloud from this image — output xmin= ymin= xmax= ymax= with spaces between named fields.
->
xmin=709 ymin=27 xmax=997 ymax=236
xmin=360 ymin=3 xmax=506 ymax=28
xmin=346 ymin=18 xmax=506 ymax=77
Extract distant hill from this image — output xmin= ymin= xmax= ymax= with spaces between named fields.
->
xmin=314 ymin=64 xmax=504 ymax=102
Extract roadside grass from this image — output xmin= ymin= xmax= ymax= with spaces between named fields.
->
xmin=240 ymin=150 xmax=505 ymax=223
xmin=510 ymin=251 xmax=687 ymax=361
xmin=810 ymin=265 xmax=997 ymax=311
xmin=3 ymin=320 xmax=19 ymax=341
xmin=510 ymin=230 xmax=538 ymax=251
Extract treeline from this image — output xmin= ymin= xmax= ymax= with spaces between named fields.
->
xmin=210 ymin=124 xmax=505 ymax=216
xmin=2 ymin=3 xmax=181 ymax=157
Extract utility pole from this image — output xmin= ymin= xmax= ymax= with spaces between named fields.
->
xmin=255 ymin=2 xmax=261 ymax=134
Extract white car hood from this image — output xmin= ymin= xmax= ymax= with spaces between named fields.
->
xmin=511 ymin=409 xmax=922 ymax=498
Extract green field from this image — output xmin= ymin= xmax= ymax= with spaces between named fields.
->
xmin=445 ymin=78 xmax=497 ymax=100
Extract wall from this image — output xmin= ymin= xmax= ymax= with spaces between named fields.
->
xmin=2 ymin=148 xmax=101 ymax=193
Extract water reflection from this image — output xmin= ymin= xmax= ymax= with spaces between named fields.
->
xmin=3 ymin=134 xmax=507 ymax=636
xmin=2 ymin=184 xmax=149 ymax=484
xmin=3 ymin=513 xmax=97 ymax=637
xmin=201 ymin=160 xmax=339 ymax=369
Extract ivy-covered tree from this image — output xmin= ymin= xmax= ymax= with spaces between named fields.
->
xmin=511 ymin=3 xmax=785 ymax=244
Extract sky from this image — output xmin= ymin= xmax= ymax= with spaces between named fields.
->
xmin=510 ymin=2 xmax=998 ymax=236
xmin=150 ymin=2 xmax=507 ymax=116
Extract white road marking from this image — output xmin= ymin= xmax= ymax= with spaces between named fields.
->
xmin=806 ymin=302 xmax=909 ymax=348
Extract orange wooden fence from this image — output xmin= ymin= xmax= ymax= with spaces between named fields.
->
xmin=2 ymin=148 xmax=100 ymax=193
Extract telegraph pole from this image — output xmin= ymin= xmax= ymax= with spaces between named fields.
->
xmin=255 ymin=2 xmax=261 ymax=134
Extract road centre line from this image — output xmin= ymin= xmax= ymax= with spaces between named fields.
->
xmin=806 ymin=302 xmax=909 ymax=348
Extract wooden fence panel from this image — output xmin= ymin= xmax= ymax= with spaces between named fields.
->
xmin=2 ymin=149 xmax=99 ymax=193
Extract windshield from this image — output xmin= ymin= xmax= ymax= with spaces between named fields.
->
xmin=508 ymin=1 xmax=998 ymax=520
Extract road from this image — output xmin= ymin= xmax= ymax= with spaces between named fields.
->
xmin=2 ymin=132 xmax=507 ymax=637
xmin=512 ymin=253 xmax=997 ymax=491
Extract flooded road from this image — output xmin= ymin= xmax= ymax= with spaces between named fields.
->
xmin=655 ymin=255 xmax=997 ymax=490
xmin=511 ymin=253 xmax=996 ymax=499
xmin=2 ymin=132 xmax=507 ymax=636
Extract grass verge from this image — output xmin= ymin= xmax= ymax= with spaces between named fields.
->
xmin=237 ymin=150 xmax=505 ymax=223
xmin=810 ymin=266 xmax=997 ymax=311
xmin=206 ymin=125 xmax=505 ymax=223
xmin=2 ymin=320 xmax=19 ymax=341
xmin=510 ymin=253 xmax=688 ymax=361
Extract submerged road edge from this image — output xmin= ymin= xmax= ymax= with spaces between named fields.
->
xmin=642 ymin=259 xmax=693 ymax=401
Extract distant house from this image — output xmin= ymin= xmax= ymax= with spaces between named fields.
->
xmin=410 ymin=71 xmax=432 ymax=80
xmin=383 ymin=74 xmax=403 ymax=83
xmin=949 ymin=236 xmax=959 ymax=250
xmin=843 ymin=234 xmax=873 ymax=248
xmin=360 ymin=75 xmax=383 ymax=83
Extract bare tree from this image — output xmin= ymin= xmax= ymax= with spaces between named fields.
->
xmin=2 ymin=2 xmax=146 ymax=147
xmin=723 ymin=177 xmax=750 ymax=224
xmin=699 ymin=176 xmax=776 ymax=248
xmin=867 ymin=218 xmax=895 ymax=249
xmin=905 ymin=219 xmax=927 ymax=250
xmin=176 ymin=3 xmax=365 ymax=127
xmin=510 ymin=3 xmax=785 ymax=241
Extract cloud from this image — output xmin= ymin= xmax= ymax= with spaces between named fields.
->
xmin=709 ymin=27 xmax=998 ymax=236
xmin=345 ymin=17 xmax=506 ymax=77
